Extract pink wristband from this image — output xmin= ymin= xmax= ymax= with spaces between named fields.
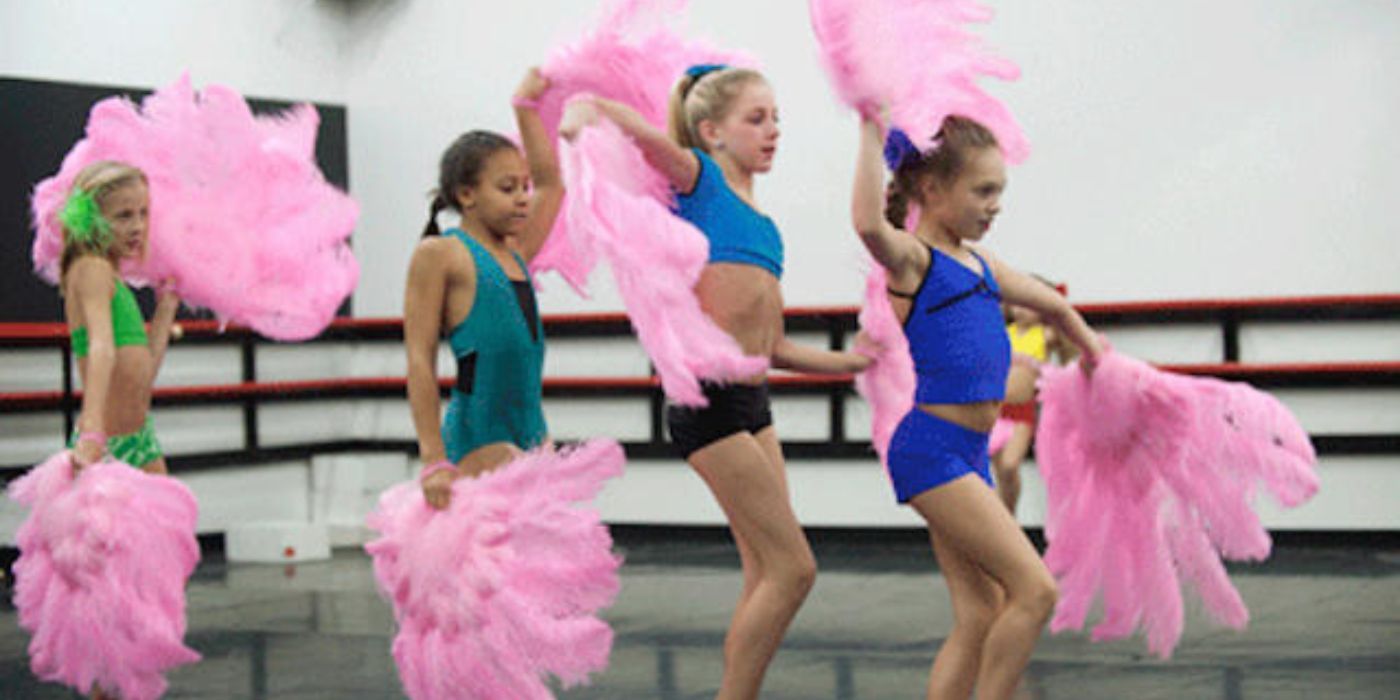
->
xmin=512 ymin=94 xmax=541 ymax=110
xmin=77 ymin=431 xmax=107 ymax=446
xmin=419 ymin=460 xmax=458 ymax=481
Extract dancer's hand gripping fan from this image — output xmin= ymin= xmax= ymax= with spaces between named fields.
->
xmin=9 ymin=452 xmax=201 ymax=700
xmin=364 ymin=441 xmax=625 ymax=700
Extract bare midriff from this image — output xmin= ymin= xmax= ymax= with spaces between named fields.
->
xmin=917 ymin=400 xmax=1001 ymax=434
xmin=694 ymin=263 xmax=782 ymax=385
xmin=77 ymin=345 xmax=155 ymax=435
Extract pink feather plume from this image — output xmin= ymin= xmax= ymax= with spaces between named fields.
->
xmin=1035 ymin=349 xmax=1319 ymax=658
xmin=364 ymin=440 xmax=625 ymax=700
xmin=809 ymin=0 xmax=1030 ymax=163
xmin=9 ymin=452 xmax=201 ymax=699
xmin=527 ymin=0 xmax=767 ymax=405
xmin=560 ymin=120 xmax=767 ymax=406
xmin=30 ymin=74 xmax=359 ymax=341
xmin=854 ymin=264 xmax=915 ymax=469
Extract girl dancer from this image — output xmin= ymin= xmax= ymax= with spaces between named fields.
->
xmin=62 ymin=161 xmax=180 ymax=476
xmin=404 ymin=67 xmax=563 ymax=501
xmin=16 ymin=160 xmax=201 ymax=700
xmin=562 ymin=65 xmax=871 ymax=700
xmin=851 ymin=116 xmax=1101 ymax=699
xmin=371 ymin=68 xmax=620 ymax=700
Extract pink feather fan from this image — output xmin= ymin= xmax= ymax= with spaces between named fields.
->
xmin=528 ymin=0 xmax=767 ymax=405
xmin=30 ymin=74 xmax=359 ymax=341
xmin=853 ymin=263 xmax=915 ymax=468
xmin=9 ymin=452 xmax=201 ymax=699
xmin=1035 ymin=349 xmax=1319 ymax=658
xmin=809 ymin=0 xmax=1029 ymax=162
xmin=364 ymin=440 xmax=624 ymax=700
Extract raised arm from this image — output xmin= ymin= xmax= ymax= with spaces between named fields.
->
xmin=853 ymin=115 xmax=924 ymax=281
xmin=559 ymin=96 xmax=699 ymax=192
xmin=513 ymin=68 xmax=564 ymax=262
xmin=67 ymin=259 xmax=116 ymax=468
xmin=983 ymin=250 xmax=1102 ymax=367
xmin=403 ymin=240 xmax=460 ymax=508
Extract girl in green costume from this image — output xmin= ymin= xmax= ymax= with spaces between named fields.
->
xmin=60 ymin=161 xmax=181 ymax=477
xmin=404 ymin=68 xmax=564 ymax=509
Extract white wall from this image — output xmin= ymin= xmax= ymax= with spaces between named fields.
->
xmin=337 ymin=0 xmax=1400 ymax=317
xmin=4 ymin=0 xmax=1396 ymax=311
xmin=0 ymin=0 xmax=347 ymax=104
xmin=2 ymin=1 xmax=1397 ymax=536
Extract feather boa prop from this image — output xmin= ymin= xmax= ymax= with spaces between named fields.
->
xmin=1035 ymin=350 xmax=1319 ymax=658
xmin=809 ymin=0 xmax=1029 ymax=162
xmin=528 ymin=0 xmax=766 ymax=405
xmin=30 ymin=74 xmax=359 ymax=341
xmin=364 ymin=440 xmax=625 ymax=700
xmin=9 ymin=452 xmax=201 ymax=699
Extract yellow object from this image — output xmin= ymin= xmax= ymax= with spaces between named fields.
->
xmin=1007 ymin=323 xmax=1048 ymax=362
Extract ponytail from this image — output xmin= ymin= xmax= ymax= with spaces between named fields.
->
xmin=421 ymin=192 xmax=449 ymax=239
xmin=667 ymin=67 xmax=766 ymax=153
xmin=667 ymin=74 xmax=701 ymax=149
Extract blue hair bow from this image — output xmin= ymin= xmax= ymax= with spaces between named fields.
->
xmin=684 ymin=63 xmax=728 ymax=81
xmin=883 ymin=128 xmax=919 ymax=171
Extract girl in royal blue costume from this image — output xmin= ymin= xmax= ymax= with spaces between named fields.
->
xmin=851 ymin=114 xmax=1101 ymax=700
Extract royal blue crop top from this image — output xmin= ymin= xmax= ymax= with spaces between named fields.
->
xmin=901 ymin=247 xmax=1011 ymax=404
xmin=674 ymin=149 xmax=784 ymax=278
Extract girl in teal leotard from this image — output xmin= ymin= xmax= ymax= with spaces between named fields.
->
xmin=403 ymin=68 xmax=565 ymax=510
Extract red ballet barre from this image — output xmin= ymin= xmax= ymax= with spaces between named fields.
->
xmin=2 ymin=292 xmax=1396 ymax=344
xmin=4 ymin=361 xmax=1398 ymax=414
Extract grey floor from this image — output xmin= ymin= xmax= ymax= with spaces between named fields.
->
xmin=2 ymin=533 xmax=1397 ymax=699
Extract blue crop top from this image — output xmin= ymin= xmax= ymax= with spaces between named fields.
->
xmin=674 ymin=149 xmax=784 ymax=278
xmin=901 ymin=247 xmax=1011 ymax=404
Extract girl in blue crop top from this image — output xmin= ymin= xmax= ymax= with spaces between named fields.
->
xmin=404 ymin=68 xmax=563 ymax=511
xmin=852 ymin=113 xmax=1102 ymax=699
xmin=562 ymin=66 xmax=873 ymax=698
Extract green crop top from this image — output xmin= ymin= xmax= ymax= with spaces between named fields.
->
xmin=72 ymin=280 xmax=148 ymax=358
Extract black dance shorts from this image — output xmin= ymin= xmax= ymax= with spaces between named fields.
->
xmin=666 ymin=382 xmax=774 ymax=459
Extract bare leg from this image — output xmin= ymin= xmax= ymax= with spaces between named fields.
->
xmin=689 ymin=430 xmax=816 ymax=700
xmin=910 ymin=476 xmax=1057 ymax=700
xmin=925 ymin=529 xmax=1004 ymax=700
xmin=991 ymin=424 xmax=1033 ymax=515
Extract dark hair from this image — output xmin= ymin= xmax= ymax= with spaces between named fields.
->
xmin=885 ymin=116 xmax=999 ymax=229
xmin=422 ymin=130 xmax=517 ymax=238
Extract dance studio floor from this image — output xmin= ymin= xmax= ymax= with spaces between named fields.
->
xmin=2 ymin=531 xmax=1397 ymax=699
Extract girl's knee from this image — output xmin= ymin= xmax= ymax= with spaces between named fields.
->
xmin=1014 ymin=574 xmax=1058 ymax=619
xmin=771 ymin=549 xmax=817 ymax=599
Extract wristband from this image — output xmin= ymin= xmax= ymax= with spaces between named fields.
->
xmin=511 ymin=94 xmax=541 ymax=110
xmin=419 ymin=460 xmax=458 ymax=481
xmin=77 ymin=431 xmax=107 ymax=446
